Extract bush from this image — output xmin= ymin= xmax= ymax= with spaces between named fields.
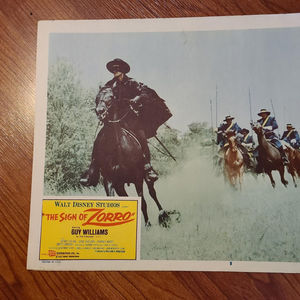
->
xmin=44 ymin=60 xmax=98 ymax=193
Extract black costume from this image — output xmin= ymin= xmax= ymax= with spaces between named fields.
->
xmin=80 ymin=58 xmax=172 ymax=186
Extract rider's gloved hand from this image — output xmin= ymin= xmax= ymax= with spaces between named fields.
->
xmin=129 ymin=96 xmax=142 ymax=115
xmin=264 ymin=126 xmax=272 ymax=131
xmin=130 ymin=96 xmax=143 ymax=108
xmin=130 ymin=95 xmax=140 ymax=103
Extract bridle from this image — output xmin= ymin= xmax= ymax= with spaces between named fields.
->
xmin=96 ymin=87 xmax=133 ymax=125
xmin=97 ymin=98 xmax=131 ymax=125
xmin=107 ymin=110 xmax=130 ymax=123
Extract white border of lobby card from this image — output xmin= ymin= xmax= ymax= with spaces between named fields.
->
xmin=27 ymin=14 xmax=300 ymax=272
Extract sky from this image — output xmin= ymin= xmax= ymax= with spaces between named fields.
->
xmin=48 ymin=27 xmax=300 ymax=134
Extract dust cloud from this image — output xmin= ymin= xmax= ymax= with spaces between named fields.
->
xmin=141 ymin=149 xmax=299 ymax=262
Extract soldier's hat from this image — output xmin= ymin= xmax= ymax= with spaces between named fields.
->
xmin=241 ymin=128 xmax=249 ymax=134
xmin=224 ymin=115 xmax=234 ymax=121
xmin=258 ymin=108 xmax=271 ymax=116
xmin=106 ymin=58 xmax=130 ymax=74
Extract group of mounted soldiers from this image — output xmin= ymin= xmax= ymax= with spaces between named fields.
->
xmin=216 ymin=108 xmax=300 ymax=173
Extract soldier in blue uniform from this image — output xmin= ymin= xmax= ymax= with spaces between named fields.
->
xmin=235 ymin=128 xmax=255 ymax=170
xmin=239 ymin=128 xmax=254 ymax=148
xmin=281 ymin=124 xmax=300 ymax=149
xmin=256 ymin=108 xmax=288 ymax=165
xmin=216 ymin=115 xmax=242 ymax=148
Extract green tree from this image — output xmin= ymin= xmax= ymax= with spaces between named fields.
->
xmin=44 ymin=60 xmax=97 ymax=193
xmin=183 ymin=122 xmax=213 ymax=146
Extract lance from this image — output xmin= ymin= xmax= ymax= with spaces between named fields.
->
xmin=210 ymin=99 xmax=214 ymax=135
xmin=210 ymin=98 xmax=217 ymax=150
xmin=248 ymin=88 xmax=253 ymax=124
xmin=215 ymin=84 xmax=218 ymax=128
xmin=154 ymin=135 xmax=177 ymax=162
xmin=283 ymin=105 xmax=287 ymax=125
xmin=248 ymin=88 xmax=254 ymax=135
xmin=270 ymin=98 xmax=281 ymax=136
xmin=148 ymin=140 xmax=170 ymax=157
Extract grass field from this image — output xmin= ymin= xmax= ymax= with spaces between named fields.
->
xmin=140 ymin=154 xmax=299 ymax=262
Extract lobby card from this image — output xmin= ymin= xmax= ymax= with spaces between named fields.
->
xmin=40 ymin=198 xmax=139 ymax=260
xmin=27 ymin=14 xmax=300 ymax=272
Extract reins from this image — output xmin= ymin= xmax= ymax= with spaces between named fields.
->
xmin=107 ymin=110 xmax=130 ymax=123
xmin=93 ymin=107 xmax=130 ymax=139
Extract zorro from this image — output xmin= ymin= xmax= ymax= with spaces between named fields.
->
xmin=80 ymin=58 xmax=172 ymax=186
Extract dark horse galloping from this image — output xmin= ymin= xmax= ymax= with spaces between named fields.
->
xmin=94 ymin=87 xmax=170 ymax=227
xmin=252 ymin=122 xmax=288 ymax=188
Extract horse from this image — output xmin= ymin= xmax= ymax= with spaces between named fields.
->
xmin=251 ymin=122 xmax=288 ymax=188
xmin=94 ymin=86 xmax=171 ymax=228
xmin=295 ymin=150 xmax=300 ymax=178
xmin=284 ymin=144 xmax=300 ymax=187
xmin=224 ymin=131 xmax=244 ymax=189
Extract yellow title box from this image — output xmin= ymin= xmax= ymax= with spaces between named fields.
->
xmin=40 ymin=199 xmax=138 ymax=260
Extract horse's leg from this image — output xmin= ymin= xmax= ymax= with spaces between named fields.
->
xmin=146 ymin=181 xmax=171 ymax=228
xmin=230 ymin=172 xmax=235 ymax=187
xmin=103 ymin=178 xmax=115 ymax=196
xmin=229 ymin=169 xmax=235 ymax=188
xmin=288 ymin=165 xmax=297 ymax=188
xmin=278 ymin=165 xmax=288 ymax=187
xmin=135 ymin=180 xmax=150 ymax=227
xmin=289 ymin=168 xmax=297 ymax=188
xmin=229 ymin=171 xmax=234 ymax=187
xmin=224 ymin=163 xmax=229 ymax=185
xmin=239 ymin=168 xmax=243 ymax=191
xmin=292 ymin=174 xmax=297 ymax=188
xmin=266 ymin=170 xmax=276 ymax=188
xmin=113 ymin=182 xmax=128 ymax=196
xmin=146 ymin=181 xmax=162 ymax=211
xmin=233 ymin=173 xmax=238 ymax=190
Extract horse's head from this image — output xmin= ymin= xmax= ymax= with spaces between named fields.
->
xmin=251 ymin=122 xmax=262 ymax=135
xmin=95 ymin=87 xmax=114 ymax=121
xmin=227 ymin=131 xmax=237 ymax=151
xmin=282 ymin=141 xmax=296 ymax=160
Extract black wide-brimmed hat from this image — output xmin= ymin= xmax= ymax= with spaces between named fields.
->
xmin=106 ymin=58 xmax=130 ymax=74
xmin=258 ymin=108 xmax=271 ymax=116
xmin=241 ymin=128 xmax=250 ymax=133
xmin=224 ymin=115 xmax=234 ymax=121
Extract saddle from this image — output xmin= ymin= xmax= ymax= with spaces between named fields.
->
xmin=267 ymin=139 xmax=280 ymax=149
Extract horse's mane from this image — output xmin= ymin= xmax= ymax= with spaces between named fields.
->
xmin=96 ymin=86 xmax=113 ymax=105
xmin=99 ymin=86 xmax=112 ymax=93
